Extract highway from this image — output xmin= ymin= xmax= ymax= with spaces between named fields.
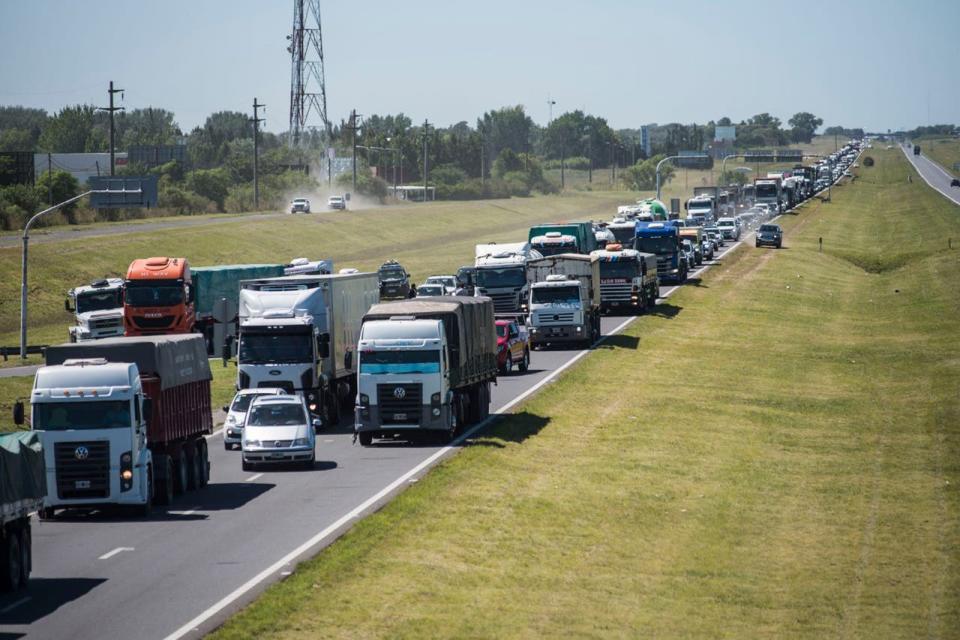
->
xmin=901 ymin=143 xmax=960 ymax=206
xmin=0 ymin=228 xmax=761 ymax=640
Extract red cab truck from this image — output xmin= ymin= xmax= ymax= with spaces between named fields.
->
xmin=124 ymin=257 xmax=195 ymax=336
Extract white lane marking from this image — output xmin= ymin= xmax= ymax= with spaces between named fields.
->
xmin=163 ymin=229 xmax=751 ymax=640
xmin=99 ymin=546 xmax=135 ymax=560
xmin=0 ymin=596 xmax=31 ymax=613
xmin=245 ymin=473 xmax=264 ymax=483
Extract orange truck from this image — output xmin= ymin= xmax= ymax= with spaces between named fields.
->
xmin=124 ymin=257 xmax=195 ymax=336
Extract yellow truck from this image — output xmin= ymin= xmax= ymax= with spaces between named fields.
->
xmin=678 ymin=227 xmax=704 ymax=266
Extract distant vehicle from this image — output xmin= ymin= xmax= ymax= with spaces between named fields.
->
xmin=455 ymin=265 xmax=476 ymax=296
xmin=913 ymin=145 xmax=921 ymax=156
xmin=327 ymin=195 xmax=345 ymax=210
xmin=952 ymin=178 xmax=960 ymax=188
xmin=416 ymin=284 xmax=446 ymax=297
xmin=290 ymin=198 xmax=311 ymax=214
xmin=242 ymin=394 xmax=318 ymax=470
xmin=680 ymin=239 xmax=697 ymax=268
xmin=496 ymin=319 xmax=530 ymax=374
xmin=717 ymin=217 xmax=740 ymax=241
xmin=65 ymin=277 xmax=125 ymax=342
xmin=378 ymin=260 xmax=412 ymax=299
xmin=756 ymin=224 xmax=783 ymax=248
xmin=424 ymin=275 xmax=457 ymax=295
xmin=704 ymin=226 xmax=724 ymax=247
xmin=223 ymin=388 xmax=288 ymax=450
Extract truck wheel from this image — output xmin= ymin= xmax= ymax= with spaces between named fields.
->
xmin=1 ymin=529 xmax=22 ymax=592
xmin=324 ymin=391 xmax=340 ymax=429
xmin=358 ymin=431 xmax=373 ymax=447
xmin=19 ymin=525 xmax=31 ymax=587
xmin=38 ymin=507 xmax=55 ymax=520
xmin=175 ymin=452 xmax=189 ymax=495
xmin=198 ymin=440 xmax=210 ymax=487
xmin=186 ymin=448 xmax=200 ymax=491
xmin=156 ymin=455 xmax=175 ymax=506
xmin=519 ymin=350 xmax=529 ymax=372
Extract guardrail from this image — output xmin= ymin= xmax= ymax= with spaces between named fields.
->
xmin=1 ymin=345 xmax=46 ymax=361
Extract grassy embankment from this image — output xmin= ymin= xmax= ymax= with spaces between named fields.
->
xmin=0 ymin=191 xmax=628 ymax=361
xmin=209 ymin=146 xmax=960 ymax=638
xmin=919 ymin=137 xmax=960 ymax=177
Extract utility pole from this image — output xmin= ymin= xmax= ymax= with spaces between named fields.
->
xmin=547 ymin=97 xmax=556 ymax=124
xmin=346 ymin=109 xmax=361 ymax=193
xmin=47 ymin=153 xmax=53 ymax=205
xmin=422 ymin=120 xmax=431 ymax=202
xmin=587 ymin=136 xmax=592 ymax=183
xmin=250 ymin=98 xmax=265 ymax=209
xmin=98 ymin=81 xmax=124 ymax=176
xmin=560 ymin=138 xmax=566 ymax=190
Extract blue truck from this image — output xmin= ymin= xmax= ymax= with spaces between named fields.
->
xmin=634 ymin=222 xmax=688 ymax=284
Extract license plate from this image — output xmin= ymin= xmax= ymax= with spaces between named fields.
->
xmin=271 ymin=452 xmax=285 ymax=459
xmin=75 ymin=480 xmax=91 ymax=489
xmin=392 ymin=413 xmax=407 ymax=421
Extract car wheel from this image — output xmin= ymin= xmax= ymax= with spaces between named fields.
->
xmin=519 ymin=350 xmax=530 ymax=372
xmin=224 ymin=441 xmax=232 ymax=451
xmin=242 ymin=460 xmax=254 ymax=472
xmin=304 ymin=453 xmax=315 ymax=470
xmin=505 ymin=355 xmax=513 ymax=374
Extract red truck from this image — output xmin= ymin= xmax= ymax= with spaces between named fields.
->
xmin=124 ymin=257 xmax=195 ymax=336
xmin=496 ymin=318 xmax=530 ymax=374
xmin=24 ymin=335 xmax=213 ymax=515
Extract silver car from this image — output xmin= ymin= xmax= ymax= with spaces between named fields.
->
xmin=242 ymin=394 xmax=319 ymax=470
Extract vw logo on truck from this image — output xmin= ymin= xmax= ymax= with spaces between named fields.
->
xmin=74 ymin=446 xmax=90 ymax=460
xmin=393 ymin=387 xmax=406 ymax=399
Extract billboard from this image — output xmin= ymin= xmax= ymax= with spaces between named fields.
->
xmin=714 ymin=125 xmax=736 ymax=142
xmin=88 ymin=176 xmax=158 ymax=209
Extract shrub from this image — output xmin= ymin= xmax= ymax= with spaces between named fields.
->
xmin=862 ymin=156 xmax=874 ymax=167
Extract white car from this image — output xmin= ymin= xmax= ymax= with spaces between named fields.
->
xmin=222 ymin=388 xmax=288 ymax=450
xmin=327 ymin=195 xmax=345 ymax=210
xmin=242 ymin=394 xmax=318 ymax=470
xmin=424 ymin=275 xmax=457 ymax=295
xmin=716 ymin=217 xmax=740 ymax=241
xmin=416 ymin=283 xmax=446 ymax=297
xmin=290 ymin=198 xmax=311 ymax=214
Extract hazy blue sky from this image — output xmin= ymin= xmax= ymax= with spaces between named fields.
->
xmin=1 ymin=0 xmax=957 ymax=134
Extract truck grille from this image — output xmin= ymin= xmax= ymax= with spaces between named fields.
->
xmin=55 ymin=441 xmax=110 ymax=500
xmin=480 ymin=291 xmax=520 ymax=314
xmin=91 ymin=317 xmax=123 ymax=330
xmin=536 ymin=311 xmax=575 ymax=325
xmin=656 ymin=256 xmax=671 ymax=276
xmin=131 ymin=315 xmax=176 ymax=329
xmin=377 ymin=383 xmax=422 ymax=424
xmin=600 ymin=283 xmax=633 ymax=302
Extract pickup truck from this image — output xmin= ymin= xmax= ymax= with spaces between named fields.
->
xmin=290 ymin=198 xmax=311 ymax=214
xmin=496 ymin=318 xmax=530 ymax=374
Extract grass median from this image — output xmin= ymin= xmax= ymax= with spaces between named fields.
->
xmin=209 ymin=147 xmax=960 ymax=638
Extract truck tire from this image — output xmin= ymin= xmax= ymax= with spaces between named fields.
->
xmin=1 ymin=529 xmax=22 ymax=592
xmin=358 ymin=431 xmax=373 ymax=447
xmin=198 ymin=440 xmax=210 ymax=487
xmin=324 ymin=390 xmax=339 ymax=429
xmin=185 ymin=447 xmax=200 ymax=491
xmin=139 ymin=465 xmax=153 ymax=518
xmin=19 ymin=525 xmax=30 ymax=587
xmin=175 ymin=451 xmax=189 ymax=496
xmin=155 ymin=455 xmax=175 ymax=506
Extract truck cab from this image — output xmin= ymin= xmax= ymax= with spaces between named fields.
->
xmin=591 ymin=245 xmax=659 ymax=312
xmin=528 ymin=275 xmax=598 ymax=347
xmin=634 ymin=222 xmax=687 ymax=283
xmin=65 ymin=278 xmax=125 ymax=342
xmin=124 ymin=257 xmax=194 ymax=336
xmin=529 ymin=231 xmax=579 ymax=257
xmin=474 ymin=243 xmax=540 ymax=314
xmin=754 ymin=177 xmax=783 ymax=214
xmin=527 ymin=222 xmax=598 ymax=255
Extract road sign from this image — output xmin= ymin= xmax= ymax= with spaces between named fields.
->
xmin=88 ymin=176 xmax=158 ymax=208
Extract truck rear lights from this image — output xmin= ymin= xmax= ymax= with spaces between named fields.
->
xmin=120 ymin=451 xmax=133 ymax=492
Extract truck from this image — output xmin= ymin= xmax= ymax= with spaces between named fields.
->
xmin=473 ymin=242 xmax=542 ymax=315
xmin=65 ymin=278 xmax=125 ymax=342
xmin=753 ymin=176 xmax=783 ymax=214
xmin=237 ymin=272 xmax=380 ymax=427
xmin=607 ymin=218 xmax=640 ymax=246
xmin=635 ymin=222 xmax=687 ymax=283
xmin=590 ymin=245 xmax=659 ymax=313
xmin=683 ymin=195 xmax=716 ymax=224
xmin=635 ymin=198 xmax=670 ymax=221
xmin=124 ymin=257 xmax=194 ymax=336
xmin=913 ymin=144 xmax=921 ymax=156
xmin=0 ymin=431 xmax=45 ymax=591
xmin=21 ymin=335 xmax=213 ymax=517
xmin=525 ymin=254 xmax=601 ymax=348
xmin=528 ymin=222 xmax=598 ymax=255
xmin=355 ymin=297 xmax=497 ymax=445
xmin=678 ymin=227 xmax=704 ymax=265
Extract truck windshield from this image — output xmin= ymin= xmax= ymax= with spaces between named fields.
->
xmin=33 ymin=401 xmax=130 ymax=430
xmin=360 ymin=350 xmax=440 ymax=374
xmin=635 ymin=237 xmax=676 ymax=255
xmin=239 ymin=333 xmax=313 ymax=364
xmin=247 ymin=404 xmax=306 ymax=426
xmin=609 ymin=226 xmax=637 ymax=244
xmin=599 ymin=261 xmax=639 ymax=279
xmin=76 ymin=290 xmax=122 ymax=314
xmin=124 ymin=281 xmax=184 ymax=307
xmin=756 ymin=184 xmax=778 ymax=198
xmin=533 ymin=242 xmax=577 ymax=257
xmin=475 ymin=267 xmax=525 ymax=288
xmin=531 ymin=286 xmax=579 ymax=304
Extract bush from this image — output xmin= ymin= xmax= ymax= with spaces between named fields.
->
xmin=430 ymin=164 xmax=468 ymax=186
xmin=335 ymin=170 xmax=389 ymax=202
xmin=862 ymin=156 xmax=874 ymax=167
xmin=159 ymin=184 xmax=216 ymax=215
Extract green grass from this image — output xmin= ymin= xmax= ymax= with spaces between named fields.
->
xmin=0 ymin=191 xmax=629 ymax=351
xmin=919 ymin=137 xmax=960 ymax=177
xmin=208 ymin=147 xmax=960 ymax=639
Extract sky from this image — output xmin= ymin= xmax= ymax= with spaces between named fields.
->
xmin=1 ymin=0 xmax=957 ymax=135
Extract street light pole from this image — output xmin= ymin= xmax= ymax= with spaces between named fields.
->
xmin=655 ymin=155 xmax=686 ymax=200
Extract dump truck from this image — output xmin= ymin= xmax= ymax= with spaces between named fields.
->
xmin=24 ymin=335 xmax=213 ymax=516
xmin=591 ymin=245 xmax=659 ymax=313
xmin=525 ymin=254 xmax=601 ymax=348
xmin=0 ymin=431 xmax=45 ymax=591
xmin=355 ymin=297 xmax=497 ymax=445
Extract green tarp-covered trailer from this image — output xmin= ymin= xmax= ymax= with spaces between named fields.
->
xmin=192 ymin=264 xmax=286 ymax=317
xmin=0 ymin=431 xmax=45 ymax=521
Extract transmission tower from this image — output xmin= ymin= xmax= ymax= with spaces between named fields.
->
xmin=288 ymin=0 xmax=330 ymax=148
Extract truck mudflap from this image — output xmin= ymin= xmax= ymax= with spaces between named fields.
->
xmin=355 ymin=404 xmax=452 ymax=433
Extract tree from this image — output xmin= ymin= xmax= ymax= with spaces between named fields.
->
xmin=716 ymin=116 xmax=733 ymax=127
xmin=186 ymin=168 xmax=231 ymax=211
xmin=0 ymin=106 xmax=48 ymax=151
xmin=541 ymin=110 xmax=618 ymax=165
xmin=187 ymin=111 xmax=250 ymax=168
xmin=35 ymin=170 xmax=81 ymax=219
xmin=788 ymin=112 xmax=823 ymax=143
xmin=477 ymin=105 xmax=534 ymax=163
xmin=38 ymin=105 xmax=106 ymax=152
xmin=118 ymin=108 xmax=181 ymax=148
xmin=621 ymin=154 xmax=674 ymax=191
xmin=748 ymin=113 xmax=781 ymax=128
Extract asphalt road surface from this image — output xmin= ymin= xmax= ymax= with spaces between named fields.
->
xmin=901 ymin=144 xmax=960 ymax=206
xmin=0 ymin=224 xmax=771 ymax=640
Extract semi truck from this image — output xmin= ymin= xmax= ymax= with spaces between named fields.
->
xmin=124 ymin=257 xmax=194 ymax=336
xmin=635 ymin=222 xmax=687 ymax=283
xmin=0 ymin=431 xmax=45 ymax=591
xmin=355 ymin=297 xmax=497 ymax=445
xmin=607 ymin=218 xmax=640 ymax=246
xmin=65 ymin=278 xmax=125 ymax=342
xmin=525 ymin=254 xmax=601 ymax=348
xmin=753 ymin=176 xmax=783 ymax=213
xmin=22 ymin=335 xmax=213 ymax=516
xmin=473 ymin=242 xmax=542 ymax=315
xmin=528 ymin=222 xmax=598 ymax=255
xmin=913 ymin=144 xmax=921 ymax=156
xmin=590 ymin=245 xmax=659 ymax=313
xmin=237 ymin=272 xmax=380 ymax=427
xmin=684 ymin=195 xmax=716 ymax=224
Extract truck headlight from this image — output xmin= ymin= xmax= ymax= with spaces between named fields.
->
xmin=226 ymin=415 xmax=236 ymax=424
xmin=120 ymin=451 xmax=133 ymax=492
xmin=431 ymin=392 xmax=441 ymax=407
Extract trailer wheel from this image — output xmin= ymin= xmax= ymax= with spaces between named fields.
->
xmin=155 ymin=455 xmax=175 ymax=506
xmin=174 ymin=452 xmax=189 ymax=496
xmin=19 ymin=525 xmax=31 ymax=587
xmin=198 ymin=440 xmax=210 ymax=487
xmin=1 ymin=529 xmax=22 ymax=592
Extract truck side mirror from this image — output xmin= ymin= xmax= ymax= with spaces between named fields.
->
xmin=12 ymin=401 xmax=24 ymax=426
xmin=65 ymin=298 xmax=74 ymax=313
xmin=142 ymin=397 xmax=152 ymax=422
xmin=317 ymin=335 xmax=330 ymax=359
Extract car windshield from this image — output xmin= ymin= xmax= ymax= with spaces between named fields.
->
xmin=599 ymin=260 xmax=639 ymax=279
xmin=532 ymin=286 xmax=579 ymax=304
xmin=379 ymin=268 xmax=405 ymax=281
xmin=475 ymin=266 xmax=525 ymax=288
xmin=717 ymin=220 xmax=734 ymax=228
xmin=247 ymin=403 xmax=306 ymax=427
xmin=33 ymin=401 xmax=130 ymax=430
xmin=426 ymin=277 xmax=454 ymax=287
xmin=759 ymin=225 xmax=780 ymax=232
xmin=294 ymin=199 xmax=308 ymax=204
xmin=76 ymin=289 xmax=122 ymax=314
xmin=360 ymin=350 xmax=440 ymax=374
xmin=635 ymin=236 xmax=676 ymax=254
xmin=239 ymin=332 xmax=313 ymax=364
xmin=231 ymin=393 xmax=275 ymax=412
xmin=124 ymin=281 xmax=183 ymax=307
xmin=417 ymin=286 xmax=444 ymax=296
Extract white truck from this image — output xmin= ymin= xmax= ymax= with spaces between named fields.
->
xmin=684 ymin=195 xmax=717 ymax=224
xmin=473 ymin=242 xmax=542 ymax=315
xmin=591 ymin=246 xmax=659 ymax=313
xmin=525 ymin=254 xmax=601 ymax=348
xmin=237 ymin=273 xmax=379 ymax=427
xmin=64 ymin=278 xmax=125 ymax=342
xmin=355 ymin=297 xmax=497 ymax=445
xmin=0 ymin=431 xmax=45 ymax=591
